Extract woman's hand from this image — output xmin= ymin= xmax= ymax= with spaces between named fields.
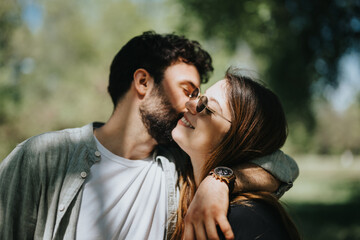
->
xmin=183 ymin=176 xmax=234 ymax=240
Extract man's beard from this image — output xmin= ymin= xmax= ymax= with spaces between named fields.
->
xmin=139 ymin=84 xmax=182 ymax=145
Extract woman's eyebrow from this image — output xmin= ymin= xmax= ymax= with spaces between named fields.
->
xmin=207 ymin=96 xmax=223 ymax=113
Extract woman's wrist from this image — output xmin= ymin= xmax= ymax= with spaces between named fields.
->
xmin=208 ymin=166 xmax=236 ymax=193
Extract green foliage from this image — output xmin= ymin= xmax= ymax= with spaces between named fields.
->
xmin=0 ymin=0 xmax=174 ymax=158
xmin=176 ymin=0 xmax=360 ymax=131
xmin=0 ymin=0 xmax=359 ymax=158
xmin=0 ymin=0 xmax=24 ymax=155
xmin=0 ymin=0 xmax=22 ymax=111
xmin=0 ymin=0 xmax=22 ymax=66
xmin=313 ymin=100 xmax=360 ymax=154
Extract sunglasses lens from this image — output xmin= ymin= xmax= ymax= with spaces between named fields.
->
xmin=196 ymin=96 xmax=207 ymax=112
xmin=189 ymin=88 xmax=200 ymax=99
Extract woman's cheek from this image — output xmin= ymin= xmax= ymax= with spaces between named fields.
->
xmin=172 ymin=126 xmax=193 ymax=152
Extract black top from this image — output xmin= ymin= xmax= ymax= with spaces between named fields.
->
xmin=219 ymin=200 xmax=290 ymax=240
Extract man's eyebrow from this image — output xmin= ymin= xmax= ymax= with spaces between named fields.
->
xmin=181 ymin=81 xmax=199 ymax=89
xmin=190 ymin=82 xmax=199 ymax=89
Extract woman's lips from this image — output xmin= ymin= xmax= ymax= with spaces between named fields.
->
xmin=178 ymin=116 xmax=195 ymax=129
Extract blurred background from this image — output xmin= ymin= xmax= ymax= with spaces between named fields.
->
xmin=1 ymin=0 xmax=359 ymax=239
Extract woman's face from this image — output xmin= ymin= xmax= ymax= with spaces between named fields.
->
xmin=172 ymin=79 xmax=232 ymax=158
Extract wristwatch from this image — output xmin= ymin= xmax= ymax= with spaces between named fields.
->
xmin=209 ymin=166 xmax=236 ymax=192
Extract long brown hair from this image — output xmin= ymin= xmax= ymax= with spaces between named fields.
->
xmin=170 ymin=67 xmax=300 ymax=239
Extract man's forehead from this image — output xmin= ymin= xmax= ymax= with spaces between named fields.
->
xmin=163 ymin=62 xmax=201 ymax=86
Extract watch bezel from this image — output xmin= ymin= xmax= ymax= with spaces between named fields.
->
xmin=214 ymin=166 xmax=234 ymax=177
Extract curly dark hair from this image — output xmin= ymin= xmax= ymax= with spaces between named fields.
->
xmin=108 ymin=31 xmax=213 ymax=107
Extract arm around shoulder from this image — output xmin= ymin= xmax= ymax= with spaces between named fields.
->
xmin=231 ymin=150 xmax=299 ymax=197
xmin=250 ymin=150 xmax=299 ymax=197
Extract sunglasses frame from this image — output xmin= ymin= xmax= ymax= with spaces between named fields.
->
xmin=190 ymin=88 xmax=232 ymax=123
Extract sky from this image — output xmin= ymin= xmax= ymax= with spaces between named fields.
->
xmin=328 ymin=52 xmax=360 ymax=112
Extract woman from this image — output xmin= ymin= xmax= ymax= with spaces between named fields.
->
xmin=171 ymin=67 xmax=300 ymax=239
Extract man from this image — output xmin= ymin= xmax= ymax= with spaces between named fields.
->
xmin=0 ymin=31 xmax=298 ymax=239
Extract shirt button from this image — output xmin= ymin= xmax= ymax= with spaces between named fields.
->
xmin=94 ymin=151 xmax=101 ymax=157
xmin=59 ymin=204 xmax=65 ymax=212
xmin=80 ymin=172 xmax=87 ymax=178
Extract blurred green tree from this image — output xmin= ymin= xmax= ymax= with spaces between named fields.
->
xmin=312 ymin=94 xmax=360 ymax=154
xmin=0 ymin=0 xmax=22 ymax=124
xmin=176 ymin=0 xmax=360 ymax=131
xmin=0 ymin=0 xmax=159 ymax=158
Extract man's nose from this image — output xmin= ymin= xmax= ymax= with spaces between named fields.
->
xmin=185 ymin=99 xmax=198 ymax=115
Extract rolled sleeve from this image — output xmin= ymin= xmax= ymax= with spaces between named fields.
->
xmin=250 ymin=150 xmax=299 ymax=197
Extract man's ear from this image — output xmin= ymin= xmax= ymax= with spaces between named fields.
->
xmin=133 ymin=68 xmax=153 ymax=97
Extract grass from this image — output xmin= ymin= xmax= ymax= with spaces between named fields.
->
xmin=281 ymin=154 xmax=360 ymax=240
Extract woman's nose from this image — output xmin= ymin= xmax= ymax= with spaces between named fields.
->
xmin=185 ymin=99 xmax=198 ymax=115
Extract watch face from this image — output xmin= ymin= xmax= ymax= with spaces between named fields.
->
xmin=214 ymin=167 xmax=233 ymax=177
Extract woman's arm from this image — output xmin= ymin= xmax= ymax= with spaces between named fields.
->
xmin=183 ymin=151 xmax=298 ymax=239
xmin=183 ymin=176 xmax=234 ymax=240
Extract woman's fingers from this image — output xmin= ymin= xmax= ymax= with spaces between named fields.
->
xmin=183 ymin=221 xmax=195 ymax=240
xmin=204 ymin=218 xmax=220 ymax=240
xmin=216 ymin=214 xmax=234 ymax=240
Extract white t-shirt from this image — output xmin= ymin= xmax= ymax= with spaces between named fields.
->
xmin=76 ymin=136 xmax=167 ymax=240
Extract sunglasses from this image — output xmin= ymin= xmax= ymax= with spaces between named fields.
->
xmin=189 ymin=88 xmax=232 ymax=123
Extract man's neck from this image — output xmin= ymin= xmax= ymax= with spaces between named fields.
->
xmin=94 ymin=94 xmax=157 ymax=160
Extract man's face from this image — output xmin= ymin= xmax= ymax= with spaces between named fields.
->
xmin=161 ymin=62 xmax=201 ymax=114
xmin=139 ymin=62 xmax=201 ymax=144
